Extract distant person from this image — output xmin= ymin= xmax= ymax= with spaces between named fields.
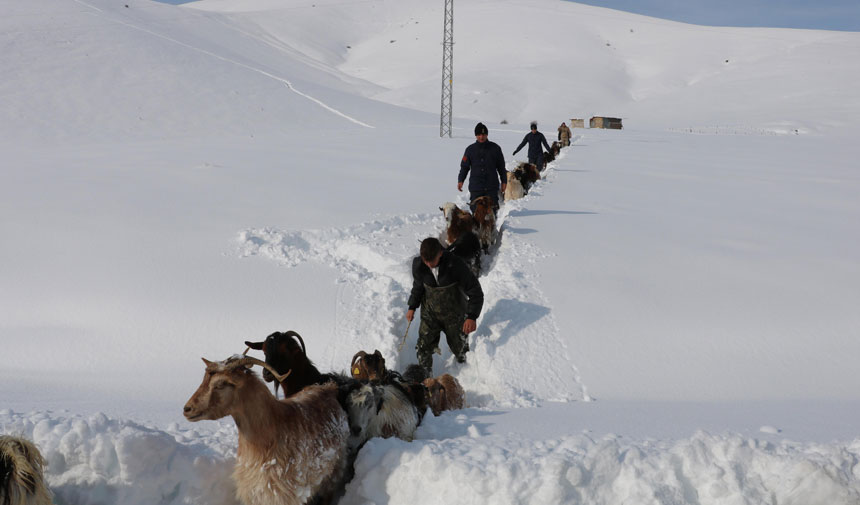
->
xmin=406 ymin=237 xmax=484 ymax=374
xmin=513 ymin=121 xmax=551 ymax=170
xmin=458 ymin=122 xmax=507 ymax=213
xmin=558 ymin=122 xmax=572 ymax=147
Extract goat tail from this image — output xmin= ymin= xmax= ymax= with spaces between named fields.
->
xmin=0 ymin=435 xmax=52 ymax=505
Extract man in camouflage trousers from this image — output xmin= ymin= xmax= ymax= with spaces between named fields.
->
xmin=406 ymin=238 xmax=484 ymax=374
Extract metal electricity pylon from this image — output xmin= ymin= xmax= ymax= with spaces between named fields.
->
xmin=440 ymin=0 xmax=454 ymax=138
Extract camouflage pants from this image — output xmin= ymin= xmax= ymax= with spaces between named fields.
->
xmin=416 ymin=283 xmax=470 ymax=371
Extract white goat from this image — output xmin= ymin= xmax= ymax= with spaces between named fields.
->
xmin=184 ymin=356 xmax=349 ymax=505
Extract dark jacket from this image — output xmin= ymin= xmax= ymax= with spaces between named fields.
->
xmin=513 ymin=131 xmax=551 ymax=159
xmin=408 ymin=251 xmax=484 ymax=320
xmin=459 ymin=140 xmax=507 ymax=193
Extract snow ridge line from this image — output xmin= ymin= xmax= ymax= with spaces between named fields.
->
xmin=236 ymin=142 xmax=590 ymax=406
xmin=71 ymin=0 xmax=374 ymax=128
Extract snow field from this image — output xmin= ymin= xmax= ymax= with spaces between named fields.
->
xmin=3 ymin=0 xmax=860 ymax=503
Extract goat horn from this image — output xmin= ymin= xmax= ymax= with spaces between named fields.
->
xmin=225 ymin=356 xmax=292 ymax=383
xmin=351 ymin=351 xmax=367 ymax=374
xmin=284 ymin=330 xmax=307 ymax=356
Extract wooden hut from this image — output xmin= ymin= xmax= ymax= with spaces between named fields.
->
xmin=570 ymin=118 xmax=585 ymax=128
xmin=590 ymin=116 xmax=623 ymax=129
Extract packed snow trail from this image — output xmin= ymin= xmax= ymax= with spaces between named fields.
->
xmin=237 ymin=146 xmax=589 ymax=407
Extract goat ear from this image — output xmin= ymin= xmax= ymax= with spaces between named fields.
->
xmin=202 ymin=358 xmax=213 ymax=366
xmin=245 ymin=340 xmax=264 ymax=350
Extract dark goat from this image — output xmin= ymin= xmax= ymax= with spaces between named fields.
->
xmin=351 ymin=350 xmax=387 ymax=381
xmin=245 ymin=331 xmax=346 ymax=398
xmin=446 ymin=230 xmax=482 ymax=277
xmin=515 ymin=162 xmax=540 ymax=194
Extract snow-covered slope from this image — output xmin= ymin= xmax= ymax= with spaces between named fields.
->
xmin=190 ymin=0 xmax=860 ymax=134
xmin=2 ymin=0 xmax=860 ymax=503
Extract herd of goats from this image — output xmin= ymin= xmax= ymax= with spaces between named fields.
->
xmin=0 ymin=141 xmax=567 ymax=505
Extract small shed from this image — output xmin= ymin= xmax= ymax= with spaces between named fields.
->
xmin=590 ymin=116 xmax=623 ymax=129
xmin=570 ymin=118 xmax=585 ymax=128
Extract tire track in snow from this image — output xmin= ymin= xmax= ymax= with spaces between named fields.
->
xmin=236 ymin=144 xmax=590 ymax=407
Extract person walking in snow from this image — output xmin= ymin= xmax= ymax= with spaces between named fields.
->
xmin=558 ymin=122 xmax=572 ymax=147
xmin=406 ymin=237 xmax=484 ymax=374
xmin=458 ymin=122 xmax=507 ymax=214
xmin=513 ymin=121 xmax=551 ymax=170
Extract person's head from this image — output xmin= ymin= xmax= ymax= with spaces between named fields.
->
xmin=562 ymin=122 xmax=566 ymax=126
xmin=530 ymin=121 xmax=537 ymax=131
xmin=420 ymin=238 xmax=444 ymax=268
xmin=474 ymin=122 xmax=488 ymax=142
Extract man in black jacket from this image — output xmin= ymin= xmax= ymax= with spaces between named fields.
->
xmin=513 ymin=121 xmax=551 ymax=170
xmin=406 ymin=238 xmax=484 ymax=373
xmin=458 ymin=122 xmax=507 ymax=213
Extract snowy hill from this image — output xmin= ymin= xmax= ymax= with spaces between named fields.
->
xmin=2 ymin=0 xmax=860 ymax=503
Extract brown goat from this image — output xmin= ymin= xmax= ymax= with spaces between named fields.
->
xmin=422 ymin=374 xmax=465 ymax=416
xmin=440 ymin=202 xmax=475 ymax=246
xmin=184 ymin=356 xmax=349 ymax=505
xmin=0 ymin=436 xmax=52 ymax=505
xmin=471 ymin=196 xmax=497 ymax=254
xmin=351 ymin=350 xmax=387 ymax=381
xmin=550 ymin=141 xmax=561 ymax=157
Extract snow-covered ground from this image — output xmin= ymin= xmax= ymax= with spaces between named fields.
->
xmin=2 ymin=0 xmax=859 ymax=503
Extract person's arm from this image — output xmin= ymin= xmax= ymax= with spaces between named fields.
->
xmin=458 ymin=149 xmax=471 ymax=191
xmin=461 ymin=263 xmax=484 ymax=321
xmin=407 ymin=258 xmax=425 ymax=313
xmin=513 ymin=135 xmax=528 ymax=155
xmin=541 ymin=133 xmax=551 ymax=152
xmin=495 ymin=145 xmax=507 ymax=186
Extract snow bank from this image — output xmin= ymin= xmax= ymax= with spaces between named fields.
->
xmin=0 ymin=409 xmax=238 ymax=505
xmin=6 ymin=408 xmax=859 ymax=505
xmin=347 ymin=427 xmax=860 ymax=505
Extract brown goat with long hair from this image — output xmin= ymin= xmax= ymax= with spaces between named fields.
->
xmin=470 ymin=196 xmax=497 ymax=254
xmin=184 ymin=356 xmax=349 ymax=505
xmin=422 ymin=374 xmax=465 ymax=416
xmin=0 ymin=436 xmax=52 ymax=505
